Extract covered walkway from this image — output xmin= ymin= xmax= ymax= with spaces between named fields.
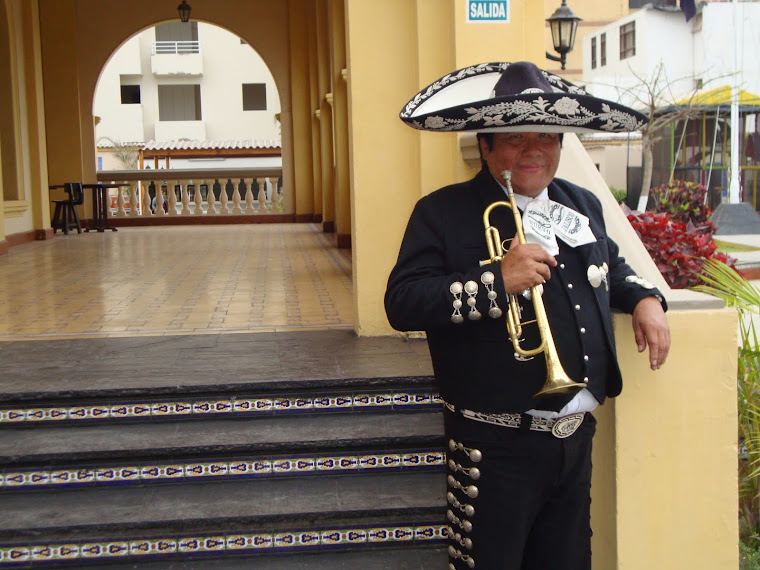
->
xmin=0 ymin=224 xmax=353 ymax=340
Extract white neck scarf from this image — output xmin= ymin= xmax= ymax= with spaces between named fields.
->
xmin=496 ymin=178 xmax=596 ymax=256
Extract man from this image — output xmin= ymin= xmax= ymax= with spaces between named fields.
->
xmin=385 ymin=62 xmax=670 ymax=569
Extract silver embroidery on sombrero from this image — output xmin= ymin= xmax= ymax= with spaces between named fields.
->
xmin=413 ymin=99 xmax=642 ymax=133
xmin=401 ymin=61 xmax=646 ymax=133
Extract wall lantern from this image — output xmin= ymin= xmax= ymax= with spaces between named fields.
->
xmin=178 ymin=0 xmax=191 ymax=23
xmin=545 ymin=0 xmax=582 ymax=71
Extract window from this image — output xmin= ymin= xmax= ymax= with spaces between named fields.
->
xmin=120 ymin=84 xmax=141 ymax=105
xmin=620 ymin=22 xmax=636 ymax=60
xmin=158 ymin=84 xmax=202 ymax=121
xmin=155 ymin=22 xmax=198 ymax=42
xmin=242 ymin=83 xmax=267 ymax=111
xmin=600 ymin=33 xmax=607 ymax=66
xmin=591 ymin=37 xmax=597 ymax=70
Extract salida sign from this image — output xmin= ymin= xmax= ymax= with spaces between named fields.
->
xmin=467 ymin=0 xmax=509 ymax=23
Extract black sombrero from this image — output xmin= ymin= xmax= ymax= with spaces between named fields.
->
xmin=400 ymin=61 xmax=647 ymax=134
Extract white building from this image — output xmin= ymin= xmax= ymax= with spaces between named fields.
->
xmin=582 ymin=2 xmax=760 ymax=109
xmin=580 ymin=2 xmax=760 ymax=207
xmin=93 ymin=22 xmax=282 ymax=171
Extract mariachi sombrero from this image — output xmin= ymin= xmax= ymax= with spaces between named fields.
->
xmin=399 ymin=61 xmax=647 ymax=134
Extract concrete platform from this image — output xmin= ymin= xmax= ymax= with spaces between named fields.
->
xmin=0 ymin=329 xmax=433 ymax=401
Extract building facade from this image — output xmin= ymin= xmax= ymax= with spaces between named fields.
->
xmin=94 ymin=22 xmax=281 ymax=171
xmin=0 ymin=3 xmax=740 ymax=567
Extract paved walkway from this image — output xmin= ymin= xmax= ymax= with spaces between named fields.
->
xmin=0 ymin=224 xmax=354 ymax=341
xmin=717 ymin=233 xmax=760 ymax=270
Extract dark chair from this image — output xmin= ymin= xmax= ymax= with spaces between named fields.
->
xmin=51 ymin=182 xmax=84 ymax=234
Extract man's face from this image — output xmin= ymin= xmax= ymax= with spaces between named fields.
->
xmin=479 ymin=132 xmax=562 ymax=197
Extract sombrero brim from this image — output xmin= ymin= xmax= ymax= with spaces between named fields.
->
xmin=400 ymin=62 xmax=648 ymax=134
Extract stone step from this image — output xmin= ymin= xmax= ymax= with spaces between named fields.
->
xmin=0 ymin=472 xmax=447 ymax=566
xmin=102 ymin=545 xmax=448 ymax=569
xmin=0 ymin=411 xmax=445 ymax=491
xmin=0 ymin=331 xmax=434 ymax=403
xmin=0 ymin=332 xmax=446 ymax=567
xmin=1 ymin=410 xmax=444 ymax=465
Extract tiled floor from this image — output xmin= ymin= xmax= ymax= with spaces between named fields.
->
xmin=0 ymin=224 xmax=354 ymax=340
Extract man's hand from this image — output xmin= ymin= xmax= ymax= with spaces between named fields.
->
xmin=500 ymin=238 xmax=557 ymax=294
xmin=632 ymin=296 xmax=670 ymax=370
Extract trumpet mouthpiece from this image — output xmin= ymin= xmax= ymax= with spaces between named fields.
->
xmin=501 ymin=170 xmax=511 ymax=183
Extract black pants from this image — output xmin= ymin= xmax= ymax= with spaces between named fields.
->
xmin=445 ymin=409 xmax=596 ymax=570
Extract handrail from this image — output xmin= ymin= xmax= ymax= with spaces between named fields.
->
xmin=151 ymin=40 xmax=201 ymax=55
xmin=97 ymin=167 xmax=282 ymax=182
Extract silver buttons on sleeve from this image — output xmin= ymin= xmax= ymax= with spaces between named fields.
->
xmin=450 ymin=281 xmax=464 ymax=324
xmin=625 ymin=274 xmax=655 ymax=289
xmin=464 ymin=280 xmax=481 ymax=320
xmin=480 ymin=271 xmax=502 ymax=319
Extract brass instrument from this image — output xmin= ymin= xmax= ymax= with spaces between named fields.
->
xmin=479 ymin=170 xmax=586 ymax=398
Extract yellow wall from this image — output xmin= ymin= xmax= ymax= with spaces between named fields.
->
xmin=289 ymin=1 xmax=315 ymax=219
xmin=1 ymin=0 xmax=48 ymax=240
xmin=591 ymin=308 xmax=738 ymax=569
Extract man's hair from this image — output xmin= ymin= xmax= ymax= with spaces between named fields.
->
xmin=476 ymin=132 xmax=564 ymax=168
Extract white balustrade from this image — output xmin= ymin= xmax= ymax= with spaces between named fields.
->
xmin=219 ymin=180 xmax=230 ymax=214
xmin=180 ymin=180 xmax=191 ymax=215
xmin=95 ymin=168 xmax=285 ymax=220
xmin=207 ymin=180 xmax=218 ymax=215
xmin=141 ymin=180 xmax=152 ymax=215
xmin=128 ymin=182 xmax=140 ymax=217
xmin=231 ymin=179 xmax=243 ymax=214
xmin=115 ymin=185 xmax=127 ymax=217
xmin=194 ymin=180 xmax=204 ymax=214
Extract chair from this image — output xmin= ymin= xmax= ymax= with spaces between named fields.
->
xmin=51 ymin=182 xmax=84 ymax=234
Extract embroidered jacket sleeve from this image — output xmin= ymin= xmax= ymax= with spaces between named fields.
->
xmin=385 ymin=192 xmax=504 ymax=332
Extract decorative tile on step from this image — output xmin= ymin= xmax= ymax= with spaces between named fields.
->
xmin=0 ymin=450 xmax=445 ymax=491
xmin=0 ymin=390 xmax=441 ymax=426
xmin=0 ymin=524 xmax=447 ymax=565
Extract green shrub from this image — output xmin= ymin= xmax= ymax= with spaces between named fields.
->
xmin=649 ymin=180 xmax=712 ymax=226
xmin=608 ymin=186 xmax=627 ymax=204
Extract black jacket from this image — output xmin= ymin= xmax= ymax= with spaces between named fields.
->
xmin=385 ymin=168 xmax=665 ymax=413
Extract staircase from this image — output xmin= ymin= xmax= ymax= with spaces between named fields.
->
xmin=0 ymin=330 xmax=448 ymax=568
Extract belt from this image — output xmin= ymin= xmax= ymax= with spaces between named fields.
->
xmin=444 ymin=402 xmax=585 ymax=439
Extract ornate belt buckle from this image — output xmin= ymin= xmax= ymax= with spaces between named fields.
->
xmin=551 ymin=413 xmax=585 ymax=439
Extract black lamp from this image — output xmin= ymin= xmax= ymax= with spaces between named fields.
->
xmin=545 ymin=0 xmax=582 ymax=71
xmin=178 ymin=0 xmax=191 ymax=23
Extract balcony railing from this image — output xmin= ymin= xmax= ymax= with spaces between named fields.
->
xmin=96 ymin=167 xmax=285 ymax=220
xmin=151 ymin=41 xmax=201 ymax=55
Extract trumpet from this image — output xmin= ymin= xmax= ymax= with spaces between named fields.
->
xmin=479 ymin=170 xmax=586 ymax=398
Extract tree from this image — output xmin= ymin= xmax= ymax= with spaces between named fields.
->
xmin=97 ymin=137 xmax=140 ymax=170
xmin=597 ymin=62 xmax=728 ymax=210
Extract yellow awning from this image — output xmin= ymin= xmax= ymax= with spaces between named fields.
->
xmin=675 ymin=85 xmax=760 ymax=107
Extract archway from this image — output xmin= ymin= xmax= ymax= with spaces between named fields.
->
xmin=92 ymin=21 xmax=283 ymax=175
